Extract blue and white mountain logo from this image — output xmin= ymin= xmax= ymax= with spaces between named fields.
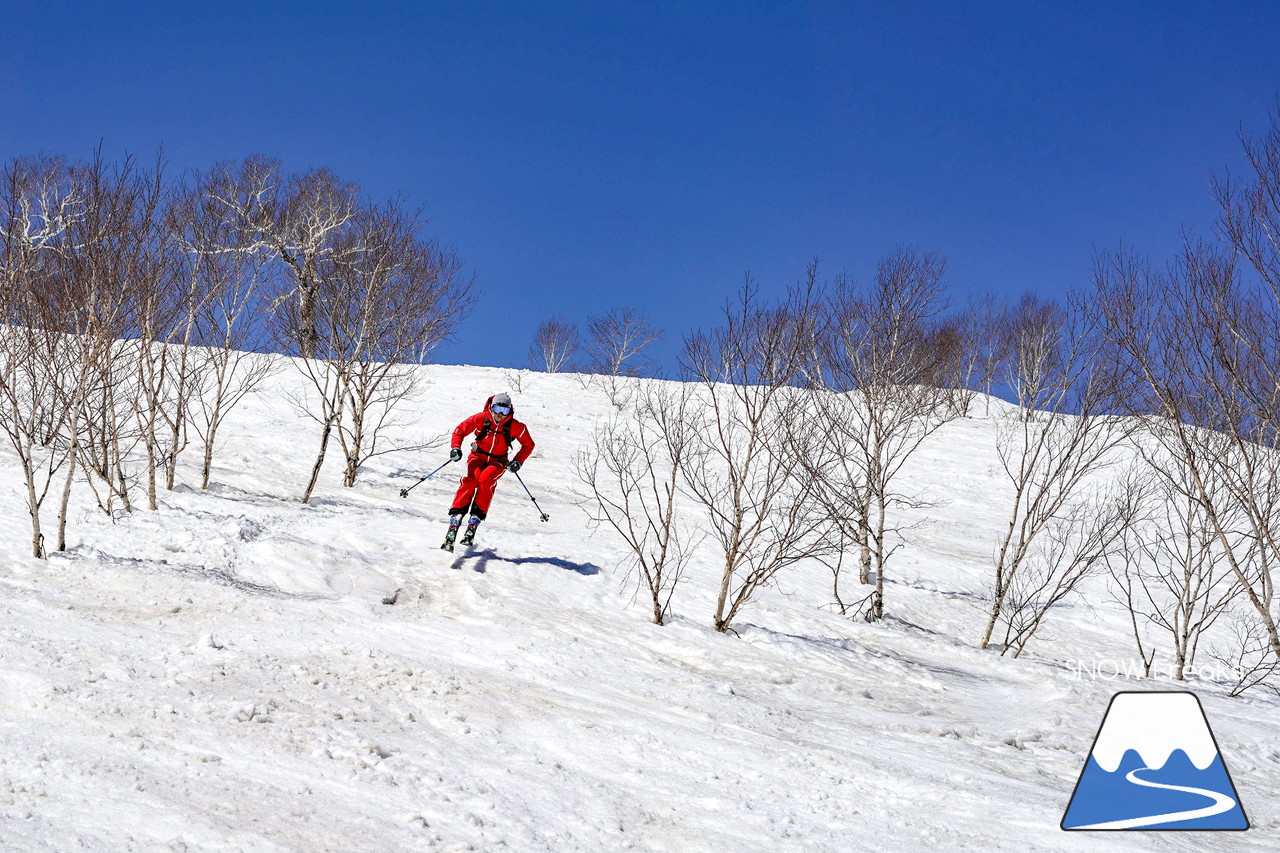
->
xmin=1061 ymin=691 xmax=1248 ymax=830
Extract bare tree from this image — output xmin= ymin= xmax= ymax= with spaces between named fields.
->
xmin=576 ymin=381 xmax=699 ymax=625
xmin=53 ymin=152 xmax=155 ymax=526
xmin=0 ymin=307 xmax=77 ymax=558
xmin=996 ymin=480 xmax=1137 ymax=657
xmin=1201 ymin=103 xmax=1280 ymax=678
xmin=278 ymin=169 xmax=362 ymax=359
xmin=808 ymin=249 xmax=960 ymax=621
xmin=1005 ymin=293 xmax=1068 ymax=414
xmin=679 ymin=280 xmax=832 ymax=633
xmin=289 ymin=199 xmax=473 ymax=501
xmin=123 ymin=154 xmax=197 ymax=510
xmin=288 ymin=351 xmax=345 ymax=503
xmin=1106 ymin=464 xmax=1242 ymax=679
xmin=181 ymin=160 xmax=279 ymax=489
xmin=585 ymin=308 xmax=662 ymax=377
xmin=214 ymin=160 xmax=358 ymax=360
xmin=0 ymin=154 xmax=137 ymax=555
xmin=953 ymin=291 xmax=1011 ymax=416
xmin=74 ymin=341 xmax=141 ymax=516
xmin=1214 ymin=102 xmax=1280 ymax=311
xmin=0 ymin=150 xmax=479 ymax=549
xmin=1210 ymin=613 xmax=1280 ymax=697
xmin=1104 ymin=473 xmax=1160 ymax=677
xmin=1078 ymin=106 xmax=1280 ymax=687
xmin=0 ymin=155 xmax=81 ymax=557
xmin=530 ymin=316 xmax=580 ymax=373
xmin=1094 ymin=246 xmax=1280 ymax=667
xmin=981 ymin=293 xmax=1129 ymax=651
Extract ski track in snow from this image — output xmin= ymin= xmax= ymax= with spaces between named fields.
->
xmin=0 ymin=365 xmax=1277 ymax=851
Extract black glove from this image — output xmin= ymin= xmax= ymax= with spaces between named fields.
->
xmin=507 ymin=459 xmax=522 ymax=473
xmin=449 ymin=447 xmax=463 ymax=462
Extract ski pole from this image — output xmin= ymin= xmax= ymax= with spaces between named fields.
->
xmin=399 ymin=458 xmax=454 ymax=498
xmin=511 ymin=469 xmax=550 ymax=522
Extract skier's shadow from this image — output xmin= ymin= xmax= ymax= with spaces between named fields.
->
xmin=466 ymin=549 xmax=600 ymax=576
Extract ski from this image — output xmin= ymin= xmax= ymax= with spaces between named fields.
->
xmin=459 ymin=515 xmax=482 ymax=548
xmin=441 ymin=517 xmax=462 ymax=552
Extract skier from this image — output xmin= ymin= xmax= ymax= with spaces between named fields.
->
xmin=442 ymin=392 xmax=535 ymax=551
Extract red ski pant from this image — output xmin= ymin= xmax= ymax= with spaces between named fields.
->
xmin=450 ymin=455 xmax=506 ymax=519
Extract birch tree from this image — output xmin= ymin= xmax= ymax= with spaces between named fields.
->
xmin=980 ymin=293 xmax=1129 ymax=651
xmin=585 ymin=308 xmax=662 ymax=377
xmin=1106 ymin=465 xmax=1242 ymax=679
xmin=215 ymin=159 xmax=358 ymax=360
xmin=1082 ymin=108 xmax=1280 ymax=686
xmin=274 ymin=169 xmax=362 ymax=359
xmin=809 ymin=249 xmax=960 ymax=621
xmin=953 ymin=292 xmax=1011 ymax=416
xmin=995 ymin=480 xmax=1137 ymax=657
xmin=54 ymin=153 xmax=149 ymax=521
xmin=290 ymin=200 xmax=473 ymax=501
xmin=530 ymin=316 xmax=580 ymax=373
xmin=0 ymin=154 xmax=135 ymax=554
xmin=576 ymin=381 xmax=698 ymax=625
xmin=679 ymin=280 xmax=832 ymax=633
xmin=1093 ymin=245 xmax=1280 ymax=667
xmin=125 ymin=155 xmax=196 ymax=509
xmin=181 ymin=160 xmax=278 ymax=489
xmin=0 ymin=156 xmax=81 ymax=557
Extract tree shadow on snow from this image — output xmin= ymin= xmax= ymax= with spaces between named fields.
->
xmin=465 ymin=549 xmax=600 ymax=576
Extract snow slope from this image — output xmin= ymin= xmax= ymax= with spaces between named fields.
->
xmin=0 ymin=363 xmax=1277 ymax=852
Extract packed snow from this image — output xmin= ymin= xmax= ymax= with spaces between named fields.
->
xmin=0 ymin=362 xmax=1277 ymax=852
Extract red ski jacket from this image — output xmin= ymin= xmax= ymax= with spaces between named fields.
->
xmin=451 ymin=395 xmax=535 ymax=465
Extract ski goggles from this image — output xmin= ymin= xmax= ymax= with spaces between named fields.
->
xmin=491 ymin=403 xmax=512 ymax=416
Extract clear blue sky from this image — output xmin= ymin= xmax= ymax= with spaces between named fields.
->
xmin=4 ymin=1 xmax=1279 ymax=372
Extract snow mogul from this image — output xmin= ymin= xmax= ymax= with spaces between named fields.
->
xmin=441 ymin=392 xmax=535 ymax=551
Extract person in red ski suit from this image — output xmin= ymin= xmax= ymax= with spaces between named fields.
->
xmin=443 ymin=392 xmax=534 ymax=546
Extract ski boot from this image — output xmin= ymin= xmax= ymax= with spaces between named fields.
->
xmin=459 ymin=515 xmax=482 ymax=547
xmin=441 ymin=515 xmax=463 ymax=552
